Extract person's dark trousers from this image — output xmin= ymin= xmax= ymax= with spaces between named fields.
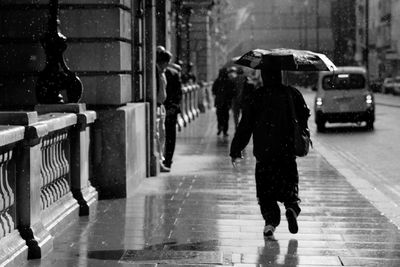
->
xmin=255 ymin=160 xmax=301 ymax=227
xmin=258 ymin=199 xmax=301 ymax=227
xmin=216 ymin=106 xmax=230 ymax=134
xmin=164 ymin=108 xmax=178 ymax=167
xmin=258 ymin=199 xmax=281 ymax=227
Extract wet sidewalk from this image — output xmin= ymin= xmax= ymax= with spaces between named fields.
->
xmin=25 ymin=111 xmax=400 ymax=267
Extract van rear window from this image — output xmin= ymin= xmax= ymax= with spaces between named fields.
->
xmin=322 ymin=74 xmax=365 ymax=90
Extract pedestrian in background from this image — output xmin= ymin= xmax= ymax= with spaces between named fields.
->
xmin=212 ymin=68 xmax=234 ymax=136
xmin=156 ymin=46 xmax=172 ymax=172
xmin=163 ymin=62 xmax=183 ymax=170
xmin=230 ymin=65 xmax=310 ymax=239
xmin=182 ymin=62 xmax=197 ymax=85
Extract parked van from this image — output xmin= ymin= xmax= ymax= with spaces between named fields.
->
xmin=313 ymin=66 xmax=375 ymax=132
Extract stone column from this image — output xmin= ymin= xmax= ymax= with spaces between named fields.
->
xmin=190 ymin=8 xmax=212 ymax=82
xmin=156 ymin=0 xmax=167 ymax=47
xmin=144 ymin=0 xmax=159 ymax=177
xmin=156 ymin=0 xmax=173 ymax=52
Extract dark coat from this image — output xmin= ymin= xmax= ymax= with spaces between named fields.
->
xmin=164 ymin=66 xmax=183 ymax=112
xmin=212 ymin=76 xmax=234 ymax=109
xmin=230 ymin=84 xmax=310 ymax=161
xmin=230 ymin=84 xmax=309 ymax=202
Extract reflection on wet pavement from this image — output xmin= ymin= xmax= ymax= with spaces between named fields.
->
xmin=24 ymin=112 xmax=400 ymax=266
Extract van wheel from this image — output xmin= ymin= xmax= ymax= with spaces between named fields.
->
xmin=316 ymin=120 xmax=325 ymax=132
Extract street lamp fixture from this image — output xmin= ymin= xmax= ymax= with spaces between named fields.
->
xmin=36 ymin=0 xmax=82 ymax=104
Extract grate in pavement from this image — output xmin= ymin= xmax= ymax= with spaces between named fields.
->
xmin=119 ymin=250 xmax=223 ymax=265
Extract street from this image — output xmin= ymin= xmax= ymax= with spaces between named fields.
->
xmin=4 ymin=0 xmax=400 ymax=266
xmin=302 ymin=89 xmax=400 ymax=227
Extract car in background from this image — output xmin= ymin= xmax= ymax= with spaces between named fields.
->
xmin=382 ymin=77 xmax=400 ymax=94
xmin=314 ymin=66 xmax=375 ymax=132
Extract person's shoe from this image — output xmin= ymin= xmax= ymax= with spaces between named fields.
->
xmin=217 ymin=130 xmax=222 ymax=136
xmin=263 ymin=225 xmax=275 ymax=239
xmin=223 ymin=132 xmax=229 ymax=137
xmin=162 ymin=160 xmax=172 ymax=168
xmin=160 ymin=163 xmax=171 ymax=173
xmin=285 ymin=208 xmax=298 ymax=234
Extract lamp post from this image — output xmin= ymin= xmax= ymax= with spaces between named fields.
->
xmin=36 ymin=0 xmax=82 ymax=104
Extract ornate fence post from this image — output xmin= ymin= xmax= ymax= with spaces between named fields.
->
xmin=15 ymin=115 xmax=53 ymax=259
xmin=69 ymin=110 xmax=98 ymax=216
xmin=35 ymin=0 xmax=82 ymax=104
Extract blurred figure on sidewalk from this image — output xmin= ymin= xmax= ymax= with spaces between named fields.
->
xmin=230 ymin=65 xmax=310 ymax=239
xmin=156 ymin=46 xmax=172 ymax=172
xmin=212 ymin=67 xmax=234 ymax=136
xmin=163 ymin=62 xmax=183 ymax=170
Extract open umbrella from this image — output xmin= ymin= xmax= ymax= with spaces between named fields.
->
xmin=235 ymin=48 xmax=337 ymax=71
xmin=222 ymin=56 xmax=241 ymax=68
xmin=221 ymin=56 xmax=254 ymax=77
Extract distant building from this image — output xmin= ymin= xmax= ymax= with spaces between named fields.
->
xmin=375 ymin=0 xmax=400 ymax=78
xmin=355 ymin=0 xmax=368 ymax=67
xmin=209 ymin=0 xmax=230 ymax=80
xmin=367 ymin=0 xmax=381 ymax=80
xmin=331 ymin=0 xmax=357 ymax=66
xmin=352 ymin=0 xmax=400 ymax=80
xmin=220 ymin=0 xmax=335 ymax=62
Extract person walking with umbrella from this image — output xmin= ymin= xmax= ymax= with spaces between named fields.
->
xmin=230 ymin=49 xmax=335 ymax=238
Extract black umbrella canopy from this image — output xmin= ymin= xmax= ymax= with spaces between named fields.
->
xmin=235 ymin=48 xmax=337 ymax=72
